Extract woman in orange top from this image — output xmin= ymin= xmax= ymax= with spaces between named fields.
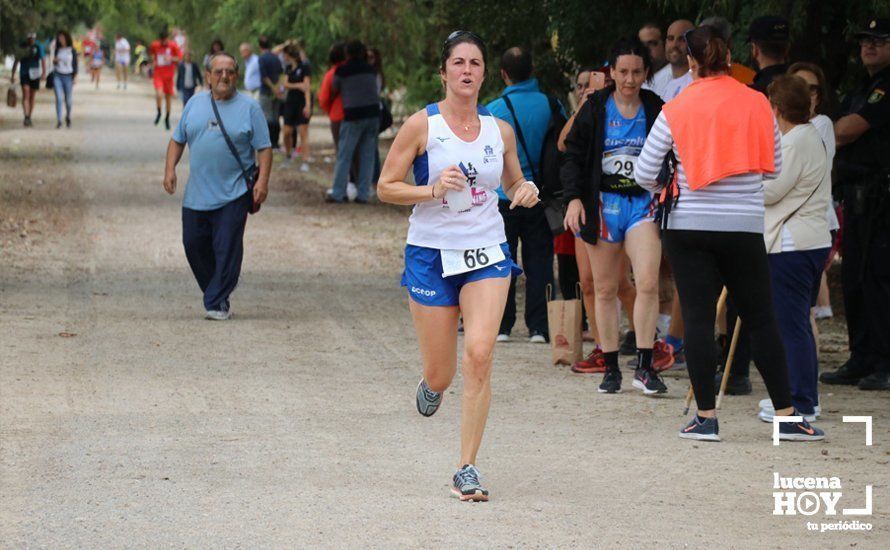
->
xmin=634 ymin=26 xmax=824 ymax=443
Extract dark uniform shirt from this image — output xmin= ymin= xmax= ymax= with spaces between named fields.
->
xmin=835 ymin=65 xmax=890 ymax=184
xmin=751 ymin=63 xmax=789 ymax=95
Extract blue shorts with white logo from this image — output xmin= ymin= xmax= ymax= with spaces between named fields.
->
xmin=597 ymin=191 xmax=657 ymax=243
xmin=400 ymin=242 xmax=521 ymax=307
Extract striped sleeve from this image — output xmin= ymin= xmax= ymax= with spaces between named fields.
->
xmin=765 ymin=118 xmax=783 ymax=180
xmin=634 ymin=111 xmax=673 ymax=193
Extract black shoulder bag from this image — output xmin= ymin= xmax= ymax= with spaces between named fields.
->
xmin=210 ymin=94 xmax=261 ymax=214
xmin=502 ymin=94 xmax=565 ymax=236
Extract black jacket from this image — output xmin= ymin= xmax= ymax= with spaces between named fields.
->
xmin=176 ymin=61 xmax=203 ymax=91
xmin=560 ymin=86 xmax=665 ymax=244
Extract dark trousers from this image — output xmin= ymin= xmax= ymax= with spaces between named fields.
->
xmin=499 ymin=201 xmax=553 ymax=336
xmin=182 ymin=193 xmax=250 ymax=311
xmin=769 ymin=248 xmax=830 ymax=415
xmin=181 ymin=87 xmax=196 ymax=107
xmin=664 ymin=230 xmax=792 ymax=411
xmin=842 ymin=202 xmax=890 ymax=373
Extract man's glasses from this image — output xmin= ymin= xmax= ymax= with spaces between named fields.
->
xmin=211 ymin=69 xmax=237 ymax=76
xmin=859 ymin=37 xmax=888 ymax=48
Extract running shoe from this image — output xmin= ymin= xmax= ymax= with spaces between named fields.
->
xmin=451 ymin=464 xmax=489 ymax=502
xmin=598 ymin=369 xmax=622 ymax=393
xmin=571 ymin=348 xmax=605 ymax=374
xmin=778 ymin=416 xmax=825 ymax=441
xmin=812 ymin=305 xmax=833 ymax=320
xmin=529 ymin=331 xmax=548 ymax=344
xmin=415 ymin=378 xmax=442 ymax=417
xmin=496 ymin=333 xmax=510 ymax=343
xmin=619 ymin=331 xmax=636 ymax=355
xmin=672 ymin=348 xmax=687 ymax=369
xmin=678 ymin=415 xmax=721 ymax=442
xmin=633 ymin=367 xmax=668 ymax=395
xmin=652 ymin=340 xmax=676 ymax=372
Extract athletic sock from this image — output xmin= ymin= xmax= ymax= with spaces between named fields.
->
xmin=637 ymin=348 xmax=653 ymax=371
xmin=604 ymin=351 xmax=619 ymax=372
xmin=154 ymin=108 xmax=161 ymax=125
xmin=665 ymin=334 xmax=683 ymax=352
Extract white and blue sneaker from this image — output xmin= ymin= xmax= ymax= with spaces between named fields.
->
xmin=451 ymin=464 xmax=489 ymax=502
xmin=679 ymin=415 xmax=721 ymax=442
xmin=415 ymin=378 xmax=442 ymax=417
xmin=757 ymin=399 xmax=820 ymax=423
xmin=778 ymin=415 xmax=825 ymax=442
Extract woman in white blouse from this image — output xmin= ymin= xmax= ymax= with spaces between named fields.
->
xmin=51 ymin=30 xmax=77 ymax=128
xmin=761 ymin=75 xmax=833 ymax=423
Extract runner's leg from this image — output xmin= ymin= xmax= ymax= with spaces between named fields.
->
xmin=409 ymin=301 xmax=460 ymax=393
xmin=458 ymin=276 xmax=510 ymax=466
xmin=624 ymin=221 xmax=661 ymax=349
xmin=584 ymin=240 xmax=624 ymax=351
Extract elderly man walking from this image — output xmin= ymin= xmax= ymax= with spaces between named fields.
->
xmin=164 ymin=52 xmax=272 ymax=319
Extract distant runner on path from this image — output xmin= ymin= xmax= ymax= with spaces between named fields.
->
xmin=150 ymin=29 xmax=182 ymax=130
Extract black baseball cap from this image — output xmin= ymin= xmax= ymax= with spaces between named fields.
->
xmin=748 ymin=16 xmax=790 ymax=42
xmin=854 ymin=18 xmax=890 ymax=40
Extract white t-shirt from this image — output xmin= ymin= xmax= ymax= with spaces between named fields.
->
xmin=407 ymin=104 xmax=506 ymax=250
xmin=643 ymin=64 xmax=673 ymax=99
xmin=115 ymin=38 xmax=131 ymax=64
xmin=54 ymin=47 xmax=75 ymax=75
xmin=661 ymin=71 xmax=693 ymax=102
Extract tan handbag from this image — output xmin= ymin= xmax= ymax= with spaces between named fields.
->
xmin=7 ymin=87 xmax=17 ymax=108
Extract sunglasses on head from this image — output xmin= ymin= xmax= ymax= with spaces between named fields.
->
xmin=445 ymin=30 xmax=484 ymax=47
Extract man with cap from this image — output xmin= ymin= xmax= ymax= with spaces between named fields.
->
xmin=749 ymin=15 xmax=791 ymax=94
xmin=821 ymin=18 xmax=890 ymax=391
xmin=10 ymin=32 xmax=46 ymax=127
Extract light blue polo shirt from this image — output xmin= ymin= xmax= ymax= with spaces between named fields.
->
xmin=172 ymin=91 xmax=271 ymax=211
xmin=486 ymin=78 xmax=565 ymax=200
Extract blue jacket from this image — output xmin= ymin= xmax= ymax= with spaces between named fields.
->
xmin=486 ymin=78 xmax=563 ymax=200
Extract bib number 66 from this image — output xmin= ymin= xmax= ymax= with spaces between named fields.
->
xmin=463 ymin=248 xmax=490 ymax=269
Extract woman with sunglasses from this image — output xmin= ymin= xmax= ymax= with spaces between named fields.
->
xmin=562 ymin=37 xmax=671 ymax=395
xmin=634 ymin=25 xmax=824 ymax=442
xmin=377 ymin=30 xmax=540 ymax=501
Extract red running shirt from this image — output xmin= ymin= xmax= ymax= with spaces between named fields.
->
xmin=149 ymin=40 xmax=182 ymax=76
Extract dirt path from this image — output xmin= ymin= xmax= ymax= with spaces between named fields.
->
xmin=1 ymin=74 xmax=888 ymax=548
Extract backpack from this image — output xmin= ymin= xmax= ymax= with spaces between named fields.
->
xmin=502 ymin=94 xmax=568 ymax=235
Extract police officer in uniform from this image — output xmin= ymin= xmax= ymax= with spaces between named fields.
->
xmin=821 ymin=18 xmax=890 ymax=391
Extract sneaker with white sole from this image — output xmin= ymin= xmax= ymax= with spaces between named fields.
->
xmin=205 ymin=309 xmax=231 ymax=321
xmin=633 ymin=367 xmax=668 ymax=395
xmin=529 ymin=331 xmax=548 ymax=344
xmin=778 ymin=415 xmax=825 ymax=441
xmin=757 ymin=399 xmax=819 ymax=423
xmin=451 ymin=464 xmax=489 ymax=502
xmin=496 ymin=333 xmax=510 ymax=343
xmin=415 ymin=378 xmax=442 ymax=417
xmin=679 ymin=415 xmax=721 ymax=442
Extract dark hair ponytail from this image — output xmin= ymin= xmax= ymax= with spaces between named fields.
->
xmin=686 ymin=25 xmax=730 ymax=77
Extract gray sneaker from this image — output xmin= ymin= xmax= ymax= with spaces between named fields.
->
xmin=415 ymin=379 xmax=442 ymax=417
xmin=451 ymin=464 xmax=489 ymax=501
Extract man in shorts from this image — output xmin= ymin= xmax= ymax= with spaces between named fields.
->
xmin=150 ymin=29 xmax=182 ymax=130
xmin=115 ymin=33 xmax=131 ymax=90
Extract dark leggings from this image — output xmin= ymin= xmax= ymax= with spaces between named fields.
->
xmin=663 ymin=230 xmax=792 ymax=411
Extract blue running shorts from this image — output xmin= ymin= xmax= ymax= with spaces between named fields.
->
xmin=401 ymin=242 xmax=521 ymax=307
xmin=597 ymin=191 xmax=657 ymax=243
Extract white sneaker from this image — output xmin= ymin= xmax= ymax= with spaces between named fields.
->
xmin=496 ymin=333 xmax=510 ymax=343
xmin=205 ymin=309 xmax=231 ymax=321
xmin=758 ymin=403 xmax=819 ymax=423
xmin=529 ymin=333 xmax=547 ymax=344
xmin=300 ymin=162 xmax=310 ymax=172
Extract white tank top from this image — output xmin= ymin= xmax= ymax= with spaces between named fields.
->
xmin=406 ymin=103 xmax=506 ymax=250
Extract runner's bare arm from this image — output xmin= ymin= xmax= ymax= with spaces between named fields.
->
xmin=378 ymin=110 xmax=464 ymax=205
xmin=163 ymin=139 xmax=185 ymax=194
xmin=496 ymin=119 xmax=540 ymax=209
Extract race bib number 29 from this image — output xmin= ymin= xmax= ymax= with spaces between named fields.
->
xmin=440 ymin=245 xmax=505 ymax=278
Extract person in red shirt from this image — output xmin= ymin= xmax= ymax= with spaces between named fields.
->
xmin=150 ymin=29 xmax=182 ymax=129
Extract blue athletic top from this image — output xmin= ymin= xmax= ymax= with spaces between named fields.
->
xmin=601 ymin=95 xmax=647 ymax=194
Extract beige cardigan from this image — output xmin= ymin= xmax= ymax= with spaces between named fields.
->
xmin=763 ymin=123 xmax=832 ymax=254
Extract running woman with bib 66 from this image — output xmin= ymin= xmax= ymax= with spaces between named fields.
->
xmin=378 ymin=31 xmax=540 ymax=502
